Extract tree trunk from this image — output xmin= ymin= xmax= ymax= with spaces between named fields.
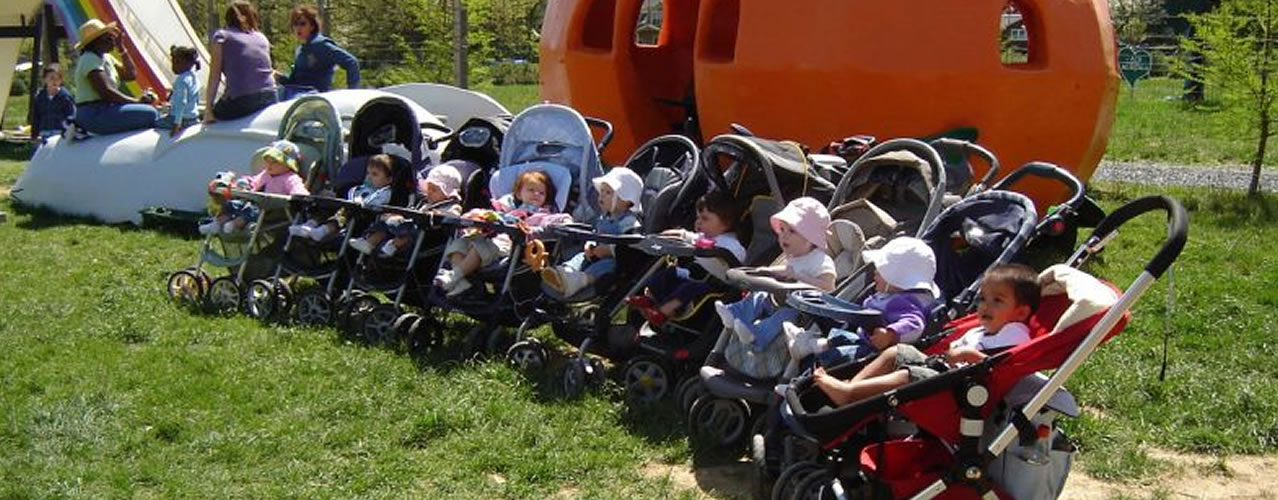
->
xmin=454 ymin=0 xmax=469 ymax=88
xmin=1252 ymin=114 xmax=1268 ymax=196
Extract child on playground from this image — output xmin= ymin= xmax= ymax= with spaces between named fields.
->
xmin=289 ymin=153 xmax=394 ymax=241
xmin=541 ymin=167 xmax=645 ymax=296
xmin=625 ymin=190 xmax=746 ymax=326
xmin=348 ymin=162 xmax=464 ymax=257
xmin=156 ymin=45 xmax=201 ymax=137
xmin=32 ymin=65 xmax=75 ymax=141
xmin=199 ymin=139 xmax=309 ymax=235
xmin=811 ymin=263 xmax=1039 ymax=406
xmin=714 ymin=197 xmax=837 ymax=350
xmin=434 ymin=169 xmax=556 ymax=297
xmin=787 ymin=236 xmax=940 ymax=366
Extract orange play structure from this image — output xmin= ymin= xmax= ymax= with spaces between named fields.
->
xmin=539 ymin=0 xmax=1120 ymax=206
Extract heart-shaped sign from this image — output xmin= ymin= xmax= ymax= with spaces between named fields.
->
xmin=1119 ymin=45 xmax=1153 ymax=87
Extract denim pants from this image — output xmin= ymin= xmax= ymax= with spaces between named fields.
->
xmin=562 ymin=252 xmax=615 ymax=280
xmin=728 ymin=291 xmax=800 ymax=350
xmin=646 ymin=266 xmax=712 ymax=310
xmin=76 ymin=102 xmax=159 ymax=135
xmin=213 ymin=89 xmax=278 ymax=121
xmin=816 ymin=328 xmax=879 ymax=366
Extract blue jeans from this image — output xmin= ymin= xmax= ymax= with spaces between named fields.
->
xmin=562 ymin=252 xmax=615 ymax=280
xmin=647 ymin=266 xmax=712 ymax=310
xmin=213 ymin=89 xmax=278 ymax=121
xmin=817 ymin=328 xmax=879 ymax=366
xmin=728 ymin=291 xmax=800 ymax=350
xmin=76 ymin=102 xmax=159 ymax=135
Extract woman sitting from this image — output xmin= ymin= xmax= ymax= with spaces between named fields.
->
xmin=71 ymin=19 xmax=159 ymax=135
xmin=204 ymin=1 xmax=278 ymax=122
xmin=276 ymin=4 xmax=360 ymax=97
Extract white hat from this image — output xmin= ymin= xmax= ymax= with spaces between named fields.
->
xmin=863 ymin=236 xmax=939 ymax=295
xmin=592 ymin=167 xmax=644 ymax=212
xmin=771 ymin=197 xmax=831 ymax=250
xmin=423 ymin=164 xmax=462 ymax=199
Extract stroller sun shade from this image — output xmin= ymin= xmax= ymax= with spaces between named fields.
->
xmin=348 ymin=97 xmax=424 ymax=165
xmin=499 ymin=104 xmax=604 ymax=219
xmin=920 ymin=190 xmax=1038 ymax=303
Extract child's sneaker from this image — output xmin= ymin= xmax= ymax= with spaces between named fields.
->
xmin=734 ymin=318 xmax=756 ymax=347
xmin=558 ymin=270 xmax=592 ymax=296
xmin=783 ymin=321 xmax=826 ymax=360
xmin=222 ymin=220 xmax=240 ymax=234
xmin=198 ymin=220 xmax=220 ymax=235
xmin=348 ymin=237 xmax=374 ymax=255
xmin=540 ymin=267 xmax=566 ymax=293
xmin=309 ymin=225 xmax=330 ymax=241
xmin=433 ymin=269 xmax=455 ymax=290
xmin=446 ymin=277 xmax=472 ymax=297
xmin=714 ymin=300 xmax=736 ymax=328
xmin=379 ymin=243 xmax=398 ymax=258
xmin=288 ymin=224 xmax=311 ymax=238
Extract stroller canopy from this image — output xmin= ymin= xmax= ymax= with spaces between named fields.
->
xmin=277 ymin=95 xmax=345 ymax=190
xmin=499 ymin=104 xmax=605 ymax=220
xmin=919 ymin=190 xmax=1038 ymax=307
xmin=349 ymin=96 xmax=426 ymax=166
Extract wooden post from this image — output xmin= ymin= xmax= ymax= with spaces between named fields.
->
xmin=320 ymin=0 xmax=332 ymax=37
xmin=43 ymin=4 xmax=59 ymax=65
xmin=207 ymin=0 xmax=218 ymax=39
xmin=28 ymin=12 xmax=42 ymax=134
xmin=454 ymin=0 xmax=468 ymax=88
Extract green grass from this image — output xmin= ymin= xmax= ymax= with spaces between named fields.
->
xmin=470 ymin=83 xmax=541 ymax=114
xmin=4 ymin=95 xmax=31 ymax=132
xmin=1107 ymin=77 xmax=1277 ymax=166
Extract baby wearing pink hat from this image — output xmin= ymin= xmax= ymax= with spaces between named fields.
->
xmin=714 ymin=197 xmax=838 ymax=351
xmin=348 ymin=163 xmax=464 ymax=258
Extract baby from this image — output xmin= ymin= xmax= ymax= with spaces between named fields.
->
xmin=435 ymin=169 xmax=556 ymax=297
xmin=714 ymin=197 xmax=837 ymax=350
xmin=541 ymin=167 xmax=644 ymax=296
xmin=789 ymin=236 xmax=940 ymax=366
xmin=625 ymin=190 xmax=746 ymax=326
xmin=199 ymin=140 xmax=309 ymax=235
xmin=289 ymin=153 xmax=394 ymax=241
xmin=812 ymin=263 xmax=1039 ymax=406
xmin=348 ymin=163 xmax=464 ymax=257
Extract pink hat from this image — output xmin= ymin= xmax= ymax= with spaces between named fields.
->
xmin=770 ymin=197 xmax=830 ymax=250
xmin=422 ymin=164 xmax=462 ymax=199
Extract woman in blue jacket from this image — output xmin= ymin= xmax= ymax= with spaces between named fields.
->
xmin=277 ymin=5 xmax=360 ymax=97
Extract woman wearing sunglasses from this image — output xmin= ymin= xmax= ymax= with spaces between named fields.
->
xmin=276 ymin=4 xmax=361 ymax=99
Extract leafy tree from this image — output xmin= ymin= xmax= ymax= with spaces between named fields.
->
xmin=1177 ymin=0 xmax=1278 ymax=195
xmin=1111 ymin=0 xmax=1167 ymax=44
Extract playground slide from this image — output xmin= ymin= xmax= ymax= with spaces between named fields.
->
xmin=46 ymin=0 xmax=210 ymax=100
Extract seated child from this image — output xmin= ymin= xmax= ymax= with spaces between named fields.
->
xmin=349 ymin=163 xmax=464 ymax=257
xmin=155 ymin=45 xmax=200 ymax=137
xmin=714 ymin=197 xmax=837 ymax=350
xmin=32 ymin=65 xmax=75 ymax=141
xmin=199 ymin=140 xmax=309 ymax=235
xmin=541 ymin=167 xmax=644 ymax=296
xmin=811 ymin=263 xmax=1039 ymax=406
xmin=289 ymin=153 xmax=395 ymax=241
xmin=625 ymin=190 xmax=746 ymax=326
xmin=789 ymin=236 xmax=940 ymax=366
xmin=434 ymin=169 xmax=556 ymax=297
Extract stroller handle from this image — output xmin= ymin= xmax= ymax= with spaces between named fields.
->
xmin=584 ymin=116 xmax=615 ymax=153
xmin=991 ymin=161 xmax=1086 ymax=211
xmin=1086 ymin=195 xmax=1188 ymax=279
xmin=929 ymin=138 xmax=1000 ymax=190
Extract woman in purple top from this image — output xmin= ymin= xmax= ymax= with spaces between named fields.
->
xmin=203 ymin=1 xmax=277 ymax=122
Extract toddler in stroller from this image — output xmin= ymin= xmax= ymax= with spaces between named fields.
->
xmin=288 ymin=153 xmax=395 ymax=241
xmin=198 ymin=140 xmax=310 ymax=235
xmin=435 ymin=169 xmax=557 ymax=297
xmin=348 ymin=163 xmax=464 ymax=257
xmin=626 ymin=190 xmax=746 ymax=326
xmin=540 ymin=167 xmax=644 ymax=296
xmin=792 ymin=236 xmax=941 ymax=366
xmin=812 ymin=263 xmax=1037 ymax=406
xmin=714 ymin=197 xmax=838 ymax=351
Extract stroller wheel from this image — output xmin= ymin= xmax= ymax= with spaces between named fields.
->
xmin=294 ymin=289 xmax=332 ymax=326
xmin=506 ymin=339 xmax=547 ymax=373
xmin=361 ymin=304 xmax=401 ymax=345
xmin=244 ymin=279 xmax=280 ymax=320
xmin=206 ymin=277 xmax=242 ymax=315
xmin=772 ymin=462 xmax=822 ymax=500
xmin=791 ymin=468 xmax=837 ymax=500
xmin=406 ymin=315 xmax=434 ymax=353
xmin=675 ymin=376 xmax=707 ymax=415
xmin=688 ymin=395 xmax=752 ymax=451
xmin=392 ymin=313 xmax=421 ymax=344
xmin=623 ymin=355 xmax=673 ymax=404
xmin=561 ymin=358 xmax=587 ymax=399
xmin=167 ymin=270 xmax=205 ymax=306
xmin=335 ymin=292 xmax=378 ymax=335
xmin=485 ymin=327 xmax=515 ymax=357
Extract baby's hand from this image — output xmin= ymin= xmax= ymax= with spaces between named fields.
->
xmin=945 ymin=347 xmax=985 ymax=366
xmin=868 ymin=327 xmax=897 ymax=350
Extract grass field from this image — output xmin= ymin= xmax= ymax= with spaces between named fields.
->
xmin=2 ymin=138 xmax=1275 ymax=496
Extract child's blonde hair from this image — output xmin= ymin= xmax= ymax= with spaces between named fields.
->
xmin=366 ymin=154 xmax=394 ymax=178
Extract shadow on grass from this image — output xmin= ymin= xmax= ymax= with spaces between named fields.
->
xmin=0 ymin=141 xmax=35 ymax=162
xmin=1091 ymin=182 xmax=1278 ymax=229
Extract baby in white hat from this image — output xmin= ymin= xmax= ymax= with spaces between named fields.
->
xmin=785 ymin=235 xmax=941 ymax=366
xmin=542 ymin=167 xmax=645 ymax=296
xmin=714 ymin=196 xmax=838 ymax=351
xmin=349 ymin=162 xmax=464 ymax=257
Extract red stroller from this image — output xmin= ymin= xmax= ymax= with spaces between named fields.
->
xmin=770 ymin=195 xmax=1188 ymax=499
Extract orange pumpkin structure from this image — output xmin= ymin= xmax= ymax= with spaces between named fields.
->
xmin=539 ymin=0 xmax=1120 ymax=207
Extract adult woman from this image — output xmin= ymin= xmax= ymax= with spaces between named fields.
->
xmin=204 ymin=1 xmax=277 ymax=122
xmin=277 ymin=5 xmax=360 ymax=95
xmin=72 ymin=19 xmax=159 ymax=135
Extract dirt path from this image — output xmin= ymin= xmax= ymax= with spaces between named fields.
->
xmin=643 ymin=450 xmax=1278 ymax=499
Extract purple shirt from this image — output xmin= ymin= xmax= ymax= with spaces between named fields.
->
xmin=862 ymin=291 xmax=934 ymax=344
xmin=212 ymin=28 xmax=275 ymax=99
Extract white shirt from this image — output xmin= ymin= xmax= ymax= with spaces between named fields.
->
xmin=951 ymin=322 xmax=1031 ymax=352
xmin=786 ymin=249 xmax=837 ymax=292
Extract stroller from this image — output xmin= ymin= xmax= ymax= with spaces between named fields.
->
xmin=767 ymin=195 xmax=1187 ymax=500
xmin=166 ymin=96 xmax=346 ymax=314
xmin=602 ymin=133 xmax=840 ymax=403
xmin=426 ymin=104 xmax=612 ymax=359
xmin=494 ymin=134 xmax=702 ymax=396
